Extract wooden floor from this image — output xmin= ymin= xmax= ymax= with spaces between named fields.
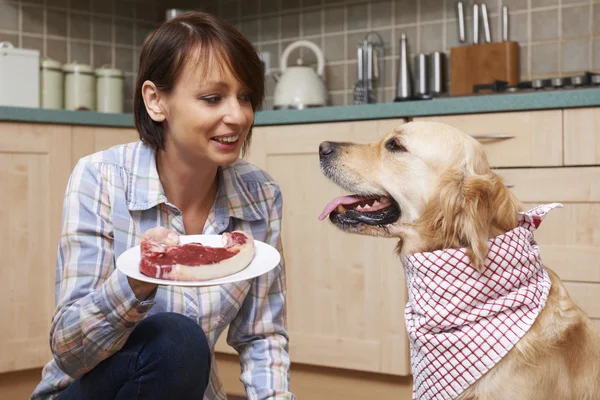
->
xmin=0 ymin=354 xmax=413 ymax=399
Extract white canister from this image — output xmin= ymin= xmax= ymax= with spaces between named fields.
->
xmin=62 ymin=62 xmax=95 ymax=111
xmin=40 ymin=57 xmax=63 ymax=109
xmin=95 ymin=66 xmax=124 ymax=113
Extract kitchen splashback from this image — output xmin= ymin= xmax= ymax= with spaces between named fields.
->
xmin=2 ymin=0 xmax=598 ymax=111
xmin=0 ymin=0 xmax=166 ymax=112
xmin=203 ymin=0 xmax=600 ymax=109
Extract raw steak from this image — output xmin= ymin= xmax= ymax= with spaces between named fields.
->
xmin=139 ymin=231 xmax=255 ymax=281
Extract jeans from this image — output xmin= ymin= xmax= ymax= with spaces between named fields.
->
xmin=56 ymin=312 xmax=211 ymax=400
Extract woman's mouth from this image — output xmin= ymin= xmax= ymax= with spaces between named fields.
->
xmin=210 ymin=134 xmax=241 ymax=150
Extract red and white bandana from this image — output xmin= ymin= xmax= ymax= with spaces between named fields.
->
xmin=402 ymin=203 xmax=562 ymax=400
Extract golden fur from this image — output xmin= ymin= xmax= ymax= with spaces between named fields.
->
xmin=319 ymin=121 xmax=600 ymax=399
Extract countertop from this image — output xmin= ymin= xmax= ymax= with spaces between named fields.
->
xmin=1 ymin=88 xmax=599 ymax=128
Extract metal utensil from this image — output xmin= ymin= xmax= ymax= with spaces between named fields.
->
xmin=473 ymin=4 xmax=480 ymax=44
xmin=457 ymin=1 xmax=466 ymax=44
xmin=352 ymin=46 xmax=366 ymax=104
xmin=415 ymin=53 xmax=428 ymax=97
xmin=502 ymin=6 xmax=509 ymax=41
xmin=395 ymin=33 xmax=413 ymax=100
xmin=366 ymin=42 xmax=376 ymax=103
xmin=481 ymin=3 xmax=492 ymax=43
xmin=429 ymin=51 xmax=445 ymax=96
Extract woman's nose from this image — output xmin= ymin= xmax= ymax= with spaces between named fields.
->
xmin=223 ymin=99 xmax=246 ymax=125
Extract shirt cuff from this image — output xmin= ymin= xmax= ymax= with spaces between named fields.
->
xmin=92 ymin=269 xmax=156 ymax=330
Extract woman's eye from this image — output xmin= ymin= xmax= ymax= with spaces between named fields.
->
xmin=239 ymin=93 xmax=253 ymax=102
xmin=202 ymin=96 xmax=221 ymax=104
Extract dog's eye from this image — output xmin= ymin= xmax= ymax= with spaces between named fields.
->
xmin=385 ymin=138 xmax=407 ymax=152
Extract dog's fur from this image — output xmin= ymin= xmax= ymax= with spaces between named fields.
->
xmin=319 ymin=121 xmax=600 ymax=399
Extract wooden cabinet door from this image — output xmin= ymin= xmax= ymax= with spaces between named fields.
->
xmin=564 ymin=107 xmax=600 ymax=166
xmin=413 ymin=110 xmax=563 ymax=168
xmin=216 ymin=119 xmax=412 ymax=376
xmin=0 ymin=122 xmax=73 ymax=373
xmin=71 ymin=126 xmax=139 ymax=166
xmin=497 ymin=167 xmax=600 ymax=330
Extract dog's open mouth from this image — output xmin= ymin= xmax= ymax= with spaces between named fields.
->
xmin=318 ymin=194 xmax=401 ymax=225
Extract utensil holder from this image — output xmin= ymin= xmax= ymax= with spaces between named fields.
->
xmin=449 ymin=41 xmax=520 ymax=95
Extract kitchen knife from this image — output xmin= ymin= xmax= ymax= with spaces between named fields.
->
xmin=457 ymin=1 xmax=466 ymax=44
xmin=481 ymin=3 xmax=492 ymax=43
xmin=473 ymin=4 xmax=479 ymax=44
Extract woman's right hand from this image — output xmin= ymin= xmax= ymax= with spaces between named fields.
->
xmin=128 ymin=227 xmax=180 ymax=300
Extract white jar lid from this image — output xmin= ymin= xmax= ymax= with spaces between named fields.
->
xmin=62 ymin=61 xmax=94 ymax=74
xmin=40 ymin=57 xmax=62 ymax=71
xmin=95 ymin=65 xmax=124 ymax=78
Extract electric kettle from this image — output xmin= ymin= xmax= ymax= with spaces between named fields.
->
xmin=273 ymin=40 xmax=327 ymax=110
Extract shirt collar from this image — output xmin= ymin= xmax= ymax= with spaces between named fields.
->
xmin=127 ymin=141 xmax=264 ymax=224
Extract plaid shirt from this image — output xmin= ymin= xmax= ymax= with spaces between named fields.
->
xmin=31 ymin=141 xmax=294 ymax=400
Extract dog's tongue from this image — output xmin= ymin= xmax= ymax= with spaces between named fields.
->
xmin=318 ymin=195 xmax=365 ymax=221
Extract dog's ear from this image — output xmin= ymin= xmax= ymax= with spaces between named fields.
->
xmin=417 ymin=169 xmax=522 ymax=272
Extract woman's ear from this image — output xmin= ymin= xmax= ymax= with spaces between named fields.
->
xmin=417 ymin=169 xmax=520 ymax=272
xmin=141 ymin=80 xmax=166 ymax=122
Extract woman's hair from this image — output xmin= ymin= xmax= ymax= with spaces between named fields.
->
xmin=133 ymin=12 xmax=264 ymax=154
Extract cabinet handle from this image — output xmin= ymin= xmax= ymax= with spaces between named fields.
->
xmin=505 ymin=183 xmax=515 ymax=188
xmin=471 ymin=134 xmax=516 ymax=140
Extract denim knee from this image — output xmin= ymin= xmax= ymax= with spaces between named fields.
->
xmin=133 ymin=312 xmax=211 ymax=390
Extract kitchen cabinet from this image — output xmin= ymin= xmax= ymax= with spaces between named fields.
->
xmin=564 ymin=108 xmax=600 ymax=166
xmin=215 ymin=119 xmax=413 ymax=375
xmin=3 ymin=106 xmax=600 ymax=398
xmin=0 ymin=122 xmax=72 ymax=373
xmin=414 ymin=110 xmax=564 ymax=167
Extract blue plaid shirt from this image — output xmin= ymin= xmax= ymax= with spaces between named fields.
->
xmin=31 ymin=141 xmax=294 ymax=400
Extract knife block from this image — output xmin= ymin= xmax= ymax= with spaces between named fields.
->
xmin=449 ymin=41 xmax=520 ymax=96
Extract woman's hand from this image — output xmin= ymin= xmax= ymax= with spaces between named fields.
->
xmin=128 ymin=227 xmax=180 ymax=301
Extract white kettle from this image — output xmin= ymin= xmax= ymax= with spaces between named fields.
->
xmin=273 ymin=40 xmax=327 ymax=110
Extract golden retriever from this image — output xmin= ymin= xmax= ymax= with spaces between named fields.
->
xmin=317 ymin=121 xmax=600 ymax=400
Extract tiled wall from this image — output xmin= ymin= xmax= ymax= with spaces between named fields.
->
xmin=208 ymin=0 xmax=600 ymax=109
xmin=3 ymin=0 xmax=599 ymax=111
xmin=0 ymin=0 xmax=166 ymax=112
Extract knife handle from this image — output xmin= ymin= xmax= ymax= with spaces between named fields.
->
xmin=481 ymin=3 xmax=492 ymax=43
xmin=473 ymin=4 xmax=479 ymax=44
xmin=457 ymin=1 xmax=465 ymax=43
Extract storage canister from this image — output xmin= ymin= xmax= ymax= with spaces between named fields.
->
xmin=95 ymin=66 xmax=124 ymax=113
xmin=40 ymin=57 xmax=63 ymax=109
xmin=62 ymin=61 xmax=95 ymax=111
xmin=0 ymin=41 xmax=40 ymax=108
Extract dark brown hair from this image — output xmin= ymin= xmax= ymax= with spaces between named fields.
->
xmin=133 ymin=12 xmax=264 ymax=154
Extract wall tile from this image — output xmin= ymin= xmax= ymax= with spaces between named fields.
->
xmin=281 ymin=13 xmax=300 ymax=38
xmin=0 ymin=4 xmax=19 ymax=32
xmin=71 ymin=13 xmax=91 ymax=41
xmin=421 ymin=0 xmax=444 ymax=22
xmin=531 ymin=8 xmax=559 ymax=41
xmin=347 ymin=3 xmax=368 ymax=31
xmin=303 ymin=10 xmax=322 ymax=36
xmin=47 ymin=9 xmax=68 ymax=37
xmin=70 ymin=41 xmax=91 ymax=65
xmin=324 ymin=6 xmax=345 ymax=33
xmin=371 ymin=0 xmax=392 ymax=27
xmin=261 ymin=15 xmax=280 ymax=41
xmin=561 ymin=5 xmax=591 ymax=38
xmin=395 ymin=0 xmax=418 ymax=25
xmin=562 ymin=39 xmax=590 ymax=73
xmin=22 ymin=6 xmax=44 ymax=35
xmin=531 ymin=0 xmax=558 ymax=7
xmin=324 ymin=33 xmax=345 ymax=62
xmin=531 ymin=42 xmax=559 ymax=75
xmin=46 ymin=38 xmax=67 ymax=63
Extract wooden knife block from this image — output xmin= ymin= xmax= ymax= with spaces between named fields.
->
xmin=449 ymin=41 xmax=520 ymax=96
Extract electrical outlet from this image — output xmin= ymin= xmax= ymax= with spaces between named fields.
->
xmin=258 ymin=51 xmax=270 ymax=75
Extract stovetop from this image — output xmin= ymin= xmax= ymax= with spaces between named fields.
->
xmin=473 ymin=71 xmax=600 ymax=94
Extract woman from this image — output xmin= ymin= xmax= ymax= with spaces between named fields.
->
xmin=31 ymin=12 xmax=294 ymax=400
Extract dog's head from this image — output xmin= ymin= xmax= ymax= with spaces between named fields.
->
xmin=318 ymin=121 xmax=522 ymax=271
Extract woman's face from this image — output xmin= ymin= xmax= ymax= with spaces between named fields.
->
xmin=159 ymin=52 xmax=255 ymax=167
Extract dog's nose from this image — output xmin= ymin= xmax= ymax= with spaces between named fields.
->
xmin=319 ymin=141 xmax=336 ymax=156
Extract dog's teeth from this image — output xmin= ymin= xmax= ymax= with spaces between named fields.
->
xmin=356 ymin=205 xmax=363 ymax=211
xmin=373 ymin=200 xmax=380 ymax=206
xmin=363 ymin=204 xmax=371 ymax=209
xmin=337 ymin=205 xmax=346 ymax=212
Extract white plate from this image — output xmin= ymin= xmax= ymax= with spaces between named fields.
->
xmin=116 ymin=234 xmax=281 ymax=287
